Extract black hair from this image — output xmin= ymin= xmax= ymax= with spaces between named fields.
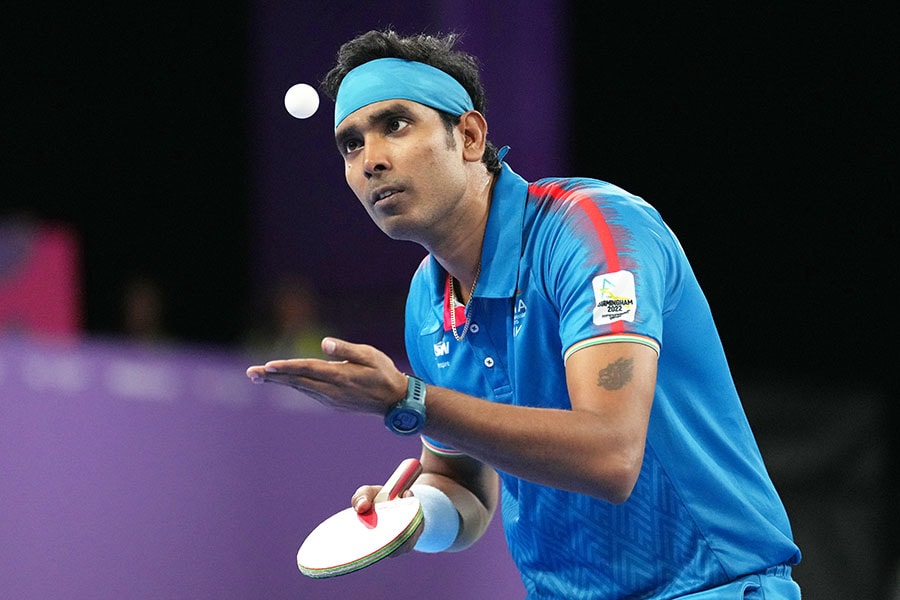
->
xmin=321 ymin=29 xmax=501 ymax=174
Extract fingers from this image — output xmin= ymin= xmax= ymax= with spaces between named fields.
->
xmin=244 ymin=337 xmax=365 ymax=384
xmin=349 ymin=484 xmax=423 ymax=557
xmin=321 ymin=337 xmax=338 ymax=356
xmin=351 ymin=485 xmax=382 ymax=514
xmin=244 ymin=337 xmax=406 ymax=413
xmin=350 ymin=484 xmax=415 ymax=513
xmin=246 ymin=365 xmax=268 ymax=383
xmin=245 ymin=355 xmax=339 ymax=386
xmin=320 ymin=337 xmax=379 ymax=367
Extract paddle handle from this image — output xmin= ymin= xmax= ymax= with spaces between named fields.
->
xmin=373 ymin=458 xmax=422 ymax=503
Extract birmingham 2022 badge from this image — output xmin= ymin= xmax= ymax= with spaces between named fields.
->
xmin=592 ymin=271 xmax=636 ymax=325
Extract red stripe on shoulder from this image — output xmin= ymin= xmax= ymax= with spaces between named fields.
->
xmin=529 ymin=181 xmax=625 ymax=333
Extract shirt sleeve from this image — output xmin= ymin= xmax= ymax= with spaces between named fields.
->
xmin=546 ymin=184 xmax=677 ymax=361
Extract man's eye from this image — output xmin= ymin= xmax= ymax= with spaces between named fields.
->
xmin=344 ymin=139 xmax=361 ymax=153
xmin=388 ymin=119 xmax=408 ymax=133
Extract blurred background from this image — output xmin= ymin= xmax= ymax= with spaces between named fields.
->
xmin=2 ymin=2 xmax=896 ymax=598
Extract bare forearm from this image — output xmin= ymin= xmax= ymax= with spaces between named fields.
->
xmin=246 ymin=338 xmax=653 ymax=503
xmin=422 ymin=386 xmax=644 ymax=503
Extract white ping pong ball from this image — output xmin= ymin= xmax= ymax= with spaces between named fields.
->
xmin=284 ymin=83 xmax=320 ymax=119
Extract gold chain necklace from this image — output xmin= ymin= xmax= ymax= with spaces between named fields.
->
xmin=449 ymin=263 xmax=481 ymax=342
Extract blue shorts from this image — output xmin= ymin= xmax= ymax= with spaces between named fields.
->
xmin=677 ymin=566 xmax=800 ymax=599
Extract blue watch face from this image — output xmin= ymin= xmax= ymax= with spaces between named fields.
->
xmin=389 ymin=408 xmax=423 ymax=433
xmin=386 ymin=376 xmax=426 ymax=435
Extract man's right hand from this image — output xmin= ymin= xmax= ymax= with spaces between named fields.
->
xmin=350 ymin=484 xmax=421 ymax=556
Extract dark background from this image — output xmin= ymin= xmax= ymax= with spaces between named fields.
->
xmin=4 ymin=3 xmax=897 ymax=597
xmin=5 ymin=3 xmax=251 ymax=344
xmin=569 ymin=5 xmax=896 ymax=381
xmin=5 ymin=5 xmax=894 ymax=377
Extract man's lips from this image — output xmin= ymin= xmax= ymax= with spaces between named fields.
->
xmin=370 ymin=187 xmax=405 ymax=205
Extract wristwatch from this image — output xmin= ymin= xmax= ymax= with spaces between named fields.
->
xmin=384 ymin=375 xmax=427 ymax=435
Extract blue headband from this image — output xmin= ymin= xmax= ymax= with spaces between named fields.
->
xmin=334 ymin=58 xmax=475 ymax=129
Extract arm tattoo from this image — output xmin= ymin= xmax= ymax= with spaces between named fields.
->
xmin=597 ymin=357 xmax=633 ymax=391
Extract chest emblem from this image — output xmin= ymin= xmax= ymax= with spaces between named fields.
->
xmin=513 ymin=294 xmax=528 ymax=336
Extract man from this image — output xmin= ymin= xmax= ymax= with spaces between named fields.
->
xmin=247 ymin=29 xmax=801 ymax=598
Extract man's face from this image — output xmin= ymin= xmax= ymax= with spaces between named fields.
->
xmin=334 ymin=99 xmax=469 ymax=243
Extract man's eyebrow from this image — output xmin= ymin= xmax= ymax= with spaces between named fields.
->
xmin=366 ymin=103 xmax=415 ymax=126
xmin=335 ymin=102 xmax=416 ymax=149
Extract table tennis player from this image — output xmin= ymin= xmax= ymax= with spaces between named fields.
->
xmin=247 ymin=29 xmax=802 ymax=599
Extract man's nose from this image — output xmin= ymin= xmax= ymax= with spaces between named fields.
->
xmin=363 ymin=138 xmax=390 ymax=178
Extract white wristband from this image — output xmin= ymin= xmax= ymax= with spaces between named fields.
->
xmin=410 ymin=483 xmax=460 ymax=553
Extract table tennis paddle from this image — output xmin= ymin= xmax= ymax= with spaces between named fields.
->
xmin=296 ymin=458 xmax=423 ymax=578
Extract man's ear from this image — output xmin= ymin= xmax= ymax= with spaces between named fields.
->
xmin=459 ymin=111 xmax=488 ymax=163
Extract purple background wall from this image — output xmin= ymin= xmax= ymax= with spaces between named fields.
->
xmin=0 ymin=336 xmax=524 ymax=598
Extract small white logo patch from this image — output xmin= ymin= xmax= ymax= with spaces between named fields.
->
xmin=513 ymin=297 xmax=527 ymax=336
xmin=592 ymin=270 xmax=636 ymax=325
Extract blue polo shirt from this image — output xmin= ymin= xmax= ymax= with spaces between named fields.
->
xmin=404 ymin=161 xmax=800 ymax=598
